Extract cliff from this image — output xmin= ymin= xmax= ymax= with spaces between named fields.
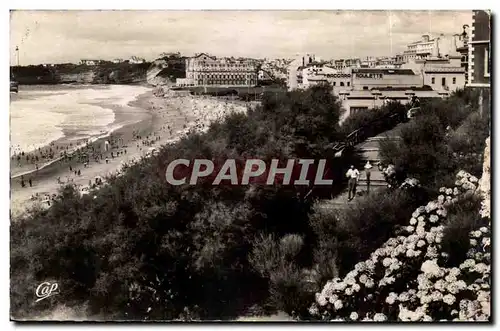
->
xmin=11 ymin=62 xmax=152 ymax=85
xmin=146 ymin=55 xmax=186 ymax=86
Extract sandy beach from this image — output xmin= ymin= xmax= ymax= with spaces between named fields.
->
xmin=10 ymin=88 xmax=249 ymax=218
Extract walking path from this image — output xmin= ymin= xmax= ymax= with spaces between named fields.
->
xmin=319 ymin=123 xmax=405 ymax=209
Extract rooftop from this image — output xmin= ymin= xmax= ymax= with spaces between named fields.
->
xmin=352 ymin=68 xmax=416 ymax=75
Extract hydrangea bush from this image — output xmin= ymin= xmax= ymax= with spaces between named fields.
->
xmin=309 ymin=170 xmax=491 ymax=322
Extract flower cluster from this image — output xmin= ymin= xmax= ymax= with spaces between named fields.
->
xmin=309 ymin=170 xmax=490 ymax=322
xmin=400 ymin=177 xmax=421 ymax=190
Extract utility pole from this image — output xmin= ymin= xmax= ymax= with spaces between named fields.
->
xmin=15 ymin=46 xmax=19 ymax=66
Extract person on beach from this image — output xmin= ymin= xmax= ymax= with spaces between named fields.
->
xmin=29 ymin=178 xmax=32 ymax=187
xmin=106 ymin=158 xmax=109 ymax=164
xmin=70 ymin=165 xmax=73 ymax=172
xmin=364 ymin=161 xmax=373 ymax=194
xmin=21 ymin=176 xmax=25 ymax=188
xmin=77 ymin=169 xmax=81 ymax=176
xmin=346 ymin=165 xmax=360 ymax=201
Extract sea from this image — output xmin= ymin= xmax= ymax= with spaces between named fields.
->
xmin=10 ymin=84 xmax=150 ymax=156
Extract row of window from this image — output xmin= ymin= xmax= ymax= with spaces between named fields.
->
xmin=192 ymin=62 xmax=253 ymax=69
xmin=197 ymin=80 xmax=256 ymax=85
xmin=431 ymin=77 xmax=457 ymax=85
xmin=332 ymin=81 xmax=350 ymax=87
xmin=193 ymin=74 xmax=256 ymax=79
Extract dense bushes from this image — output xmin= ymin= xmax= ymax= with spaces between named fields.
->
xmin=310 ymin=187 xmax=430 ymax=280
xmin=10 ymin=85 xmax=349 ymax=320
xmin=379 ymin=88 xmax=490 ymax=191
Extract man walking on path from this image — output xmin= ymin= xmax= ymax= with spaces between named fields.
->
xmin=364 ymin=161 xmax=373 ymax=194
xmin=346 ymin=165 xmax=360 ymax=201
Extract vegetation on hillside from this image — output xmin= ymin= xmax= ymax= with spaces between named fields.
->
xmin=12 ymin=85 xmax=488 ymax=321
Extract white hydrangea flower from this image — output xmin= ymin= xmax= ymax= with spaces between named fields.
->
xmin=435 ymin=236 xmax=442 ymax=244
xmin=449 ymin=267 xmax=460 ymax=276
xmin=420 ymin=295 xmax=432 ymax=304
xmin=358 ymin=274 xmax=368 ymax=284
xmin=467 ymin=284 xmax=480 ymax=292
xmin=345 ymin=276 xmax=356 ymax=286
xmin=479 ymin=227 xmax=489 ymax=234
xmin=455 ymin=280 xmax=467 ymax=291
xmin=453 ymin=187 xmax=460 ymax=196
xmin=365 ymin=260 xmax=375 ymax=271
xmin=470 ymin=239 xmax=478 ymax=246
xmin=473 ymin=263 xmax=489 ymax=274
xmin=426 ymin=246 xmax=439 ymax=258
xmin=373 ymin=313 xmax=387 ymax=322
xmin=445 ymin=188 xmax=453 ymax=195
xmin=434 ymin=279 xmax=445 ymax=291
xmin=365 ymin=279 xmax=375 ymax=288
xmin=346 ymin=270 xmax=358 ymax=279
xmin=354 ymin=261 xmax=367 ymax=272
xmin=429 ymin=215 xmax=439 ymax=223
xmin=316 ymin=293 xmax=328 ymax=306
xmin=308 ymin=305 xmax=319 ymax=316
xmin=436 ymin=208 xmax=447 ymax=217
xmin=398 ymin=292 xmax=410 ymax=302
xmin=425 ymin=232 xmax=435 ymax=244
xmin=406 ymin=225 xmax=415 ymax=233
xmin=412 ymin=210 xmax=420 ymax=218
xmin=410 ymin=218 xmax=417 ymax=225
xmin=416 ymin=226 xmax=426 ymax=237
xmin=417 ymin=240 xmax=426 ymax=248
xmin=333 ymin=299 xmax=343 ymax=310
xmin=445 ymin=274 xmax=457 ymax=283
xmin=386 ymin=292 xmax=398 ymax=305
xmin=383 ymin=257 xmax=392 ymax=267
xmin=431 ymin=291 xmax=443 ymax=301
xmin=345 ymin=287 xmax=354 ymax=296
xmin=446 ymin=282 xmax=460 ymax=294
xmin=421 ymin=260 xmax=441 ymax=277
xmin=406 ymin=249 xmax=415 ymax=258
xmin=472 ymin=230 xmax=482 ymax=238
xmin=384 ymin=276 xmax=395 ymax=285
xmin=469 ymin=176 xmax=478 ymax=183
xmin=439 ymin=187 xmax=446 ymax=193
xmin=443 ymin=294 xmax=456 ymax=305
xmin=460 ymin=259 xmax=476 ymax=269
xmin=438 ymin=195 xmax=445 ymax=203
xmin=350 ymin=312 xmax=358 ymax=321
xmin=352 ymin=283 xmax=361 ymax=292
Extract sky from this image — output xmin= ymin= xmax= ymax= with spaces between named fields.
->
xmin=10 ymin=10 xmax=472 ymax=65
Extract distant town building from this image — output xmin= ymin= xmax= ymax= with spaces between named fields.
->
xmin=178 ymin=53 xmax=257 ymax=87
xmin=403 ymin=35 xmax=438 ymax=62
xmin=80 ymin=59 xmax=102 ymax=66
xmin=129 ymin=56 xmax=146 ymax=64
xmin=112 ymin=58 xmax=124 ymax=64
xmin=456 ymin=24 xmax=470 ymax=83
xmin=421 ymin=57 xmax=465 ymax=93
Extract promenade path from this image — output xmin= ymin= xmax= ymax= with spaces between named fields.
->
xmin=318 ymin=123 xmax=405 ymax=210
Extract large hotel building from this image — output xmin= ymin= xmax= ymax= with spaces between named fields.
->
xmin=176 ymin=53 xmax=257 ymax=87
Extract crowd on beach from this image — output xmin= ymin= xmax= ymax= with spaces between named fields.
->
xmin=12 ymin=92 xmax=249 ymax=209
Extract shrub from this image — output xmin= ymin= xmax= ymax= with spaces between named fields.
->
xmin=310 ymin=188 xmax=429 ymax=276
xmin=440 ymin=193 xmax=488 ymax=267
